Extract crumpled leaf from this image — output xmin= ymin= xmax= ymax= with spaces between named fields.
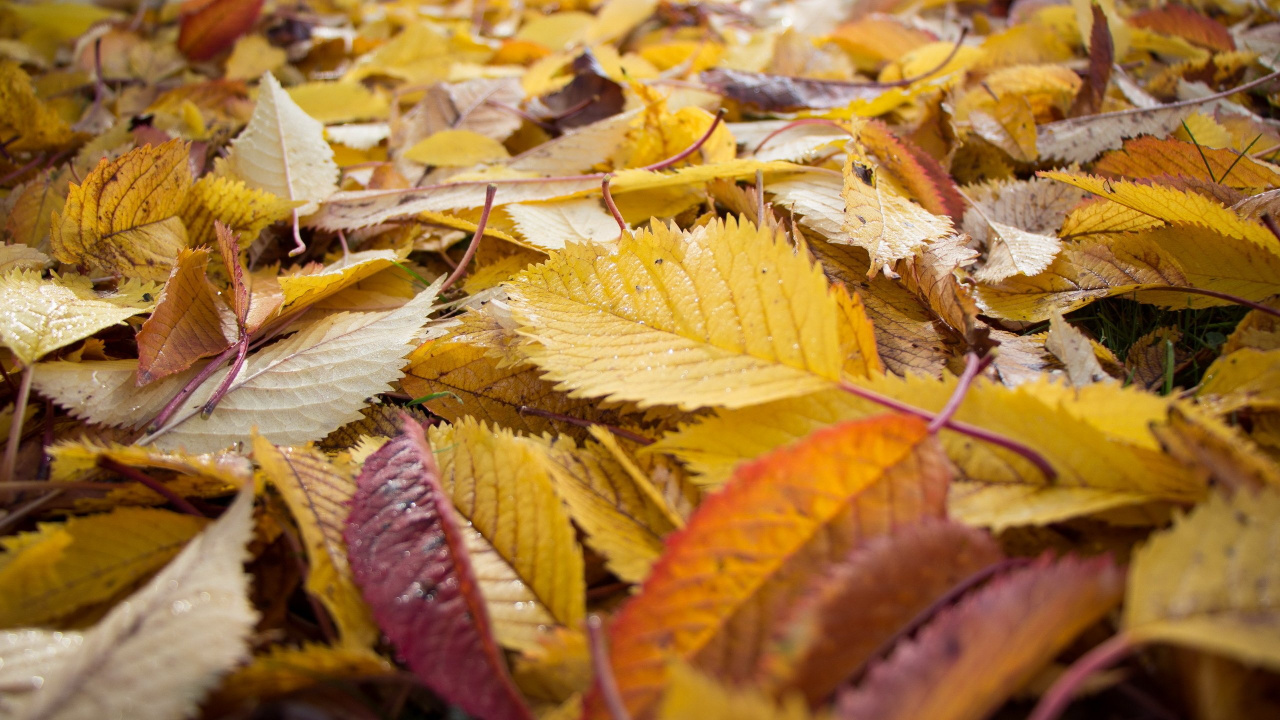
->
xmin=583 ymin=415 xmax=951 ymax=720
xmin=841 ymin=158 xmax=954 ymax=271
xmin=253 ymin=436 xmax=378 ymax=648
xmin=136 ymin=247 xmax=235 ymax=385
xmin=221 ymin=72 xmax=339 ymax=216
xmin=505 ymin=216 xmax=853 ymax=411
xmin=1125 ymin=488 xmax=1280 ymax=670
xmin=0 ymin=507 xmax=207 ymax=628
xmin=0 ymin=486 xmax=257 ymax=720
xmin=836 ymin=554 xmax=1124 ymax=720
xmin=0 ymin=270 xmax=154 ymax=366
xmin=344 ymin=418 xmax=533 ymax=720
xmin=51 ymin=139 xmax=192 ymax=282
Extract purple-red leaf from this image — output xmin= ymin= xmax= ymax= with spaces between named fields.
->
xmin=345 ymin=417 xmax=533 ymax=720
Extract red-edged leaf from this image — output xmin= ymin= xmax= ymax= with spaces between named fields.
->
xmin=1130 ymin=5 xmax=1235 ymax=52
xmin=860 ymin=121 xmax=965 ymax=220
xmin=345 ymin=417 xmax=533 ymax=720
xmin=177 ymin=0 xmax=265 ymax=62
xmin=836 ymin=554 xmax=1124 ymax=720
xmin=758 ymin=519 xmax=1004 ymax=705
xmin=1068 ymin=4 xmax=1113 ymax=118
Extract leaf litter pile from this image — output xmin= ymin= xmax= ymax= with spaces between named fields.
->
xmin=2 ymin=0 xmax=1280 ymax=718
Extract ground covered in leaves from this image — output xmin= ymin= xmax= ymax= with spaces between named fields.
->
xmin=1 ymin=0 xmax=1279 ymax=718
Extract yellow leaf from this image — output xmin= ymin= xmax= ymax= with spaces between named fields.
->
xmin=0 ymin=270 xmax=153 ymax=366
xmin=51 ymin=139 xmax=192 ymax=282
xmin=1060 ymin=197 xmax=1165 ymax=237
xmin=0 ymin=508 xmax=207 ymax=628
xmin=505 ymin=216 xmax=849 ymax=411
xmin=278 ymin=249 xmax=404 ymax=311
xmin=653 ymin=374 xmax=1208 ymax=528
xmin=221 ymin=72 xmax=338 ymax=215
xmin=287 ymin=81 xmax=390 ymax=123
xmin=428 ymin=418 xmax=585 ymax=651
xmin=534 ymin=434 xmax=678 ymax=583
xmin=49 ymin=439 xmax=250 ymax=485
xmin=659 ymin=664 xmax=818 ymax=720
xmin=223 ymin=34 xmax=286 ymax=82
xmin=180 ymin=175 xmax=300 ymax=248
xmin=513 ymin=628 xmax=591 ymax=705
xmin=0 ymin=60 xmax=73 ymax=151
xmin=841 ymin=158 xmax=953 ymax=271
xmin=1197 ymin=348 xmax=1280 ymax=415
xmin=1126 ymin=489 xmax=1280 ymax=670
xmin=212 ymin=643 xmax=391 ymax=708
xmin=253 ymin=437 xmax=378 ymax=648
xmin=404 ymin=129 xmax=511 ymax=167
xmin=1042 ymin=171 xmax=1280 ymax=251
xmin=0 ymin=245 xmax=49 ymax=275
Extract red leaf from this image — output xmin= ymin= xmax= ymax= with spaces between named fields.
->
xmin=345 ymin=417 xmax=533 ymax=720
xmin=177 ymin=0 xmax=265 ymax=62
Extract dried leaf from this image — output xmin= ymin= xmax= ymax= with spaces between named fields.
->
xmin=51 ymin=139 xmax=192 ymax=282
xmin=0 ymin=270 xmax=153 ymax=366
xmin=836 ymin=555 xmax=1124 ymax=720
xmin=212 ymin=643 xmax=392 ymax=708
xmin=0 ymin=486 xmax=257 ymax=720
xmin=344 ymin=419 xmax=533 ymax=720
xmin=583 ymin=415 xmax=951 ymax=720
xmin=1044 ymin=312 xmax=1111 ymax=387
xmin=1125 ymin=489 xmax=1280 ymax=670
xmin=136 ymin=247 xmax=234 ymax=385
xmin=178 ymin=0 xmax=264 ymax=61
xmin=507 ymin=198 xmax=621 ymax=249
xmin=841 ymin=158 xmax=954 ymax=271
xmin=179 ymin=174 xmax=299 ymax=248
xmin=660 ymin=664 xmax=817 ymax=720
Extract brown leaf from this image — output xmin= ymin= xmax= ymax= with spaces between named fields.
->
xmin=136 ymin=247 xmax=234 ymax=385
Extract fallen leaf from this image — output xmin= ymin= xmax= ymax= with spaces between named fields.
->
xmin=0 ymin=270 xmax=154 ymax=366
xmin=136 ymin=247 xmax=235 ymax=385
xmin=178 ymin=0 xmax=265 ymax=61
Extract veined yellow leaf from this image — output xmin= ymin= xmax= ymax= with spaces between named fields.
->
xmin=505 ymin=216 xmax=853 ymax=411
xmin=1060 ymin=197 xmax=1165 ymax=237
xmin=1125 ymin=489 xmax=1280 ymax=670
xmin=428 ymin=418 xmax=585 ymax=651
xmin=278 ymin=249 xmax=404 ymax=311
xmin=51 ymin=139 xmax=192 ymax=282
xmin=1197 ymin=348 xmax=1280 ymax=415
xmin=0 ymin=507 xmax=207 ymax=628
xmin=1041 ymin=171 xmax=1280 ymax=251
xmin=842 ymin=156 xmax=954 ymax=271
xmin=211 ymin=643 xmax=392 ymax=709
xmin=404 ymin=129 xmax=511 ymax=167
xmin=253 ymin=437 xmax=378 ymax=648
xmin=287 ymin=81 xmax=390 ymax=123
xmin=0 ymin=60 xmax=74 ymax=151
xmin=653 ymin=373 xmax=1207 ymax=528
xmin=0 ymin=270 xmax=154 ymax=366
xmin=179 ymin=175 xmax=300 ymax=249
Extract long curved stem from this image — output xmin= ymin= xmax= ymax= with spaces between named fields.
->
xmin=602 ymin=175 xmax=627 ymax=237
xmin=2 ymin=365 xmax=33 ymax=483
xmin=440 ymin=184 xmax=498 ymax=293
xmin=642 ymin=108 xmax=727 ymax=171
xmin=1140 ymin=285 xmax=1280 ymax=319
xmin=1028 ymin=632 xmax=1137 ymax=720
xmin=587 ymin=615 xmax=631 ymax=720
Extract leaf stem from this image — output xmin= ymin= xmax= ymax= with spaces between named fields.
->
xmin=836 ymin=379 xmax=1057 ymax=479
xmin=928 ymin=352 xmax=990 ymax=433
xmin=587 ymin=615 xmax=632 ymax=720
xmin=602 ymin=174 xmax=627 ymax=237
xmin=1140 ymin=285 xmax=1280 ymax=319
xmin=642 ymin=108 xmax=727 ymax=172
xmin=1027 ymin=632 xmax=1137 ymax=720
xmin=147 ymin=344 xmax=237 ymax=432
xmin=288 ymin=208 xmax=306 ymax=257
xmin=2 ymin=364 xmax=33 ymax=483
xmin=201 ymin=333 xmax=249 ymax=418
xmin=97 ymin=457 xmax=205 ymax=516
xmin=753 ymin=118 xmax=857 ymax=155
xmin=440 ymin=184 xmax=497 ymax=293
xmin=518 ymin=406 xmax=654 ymax=446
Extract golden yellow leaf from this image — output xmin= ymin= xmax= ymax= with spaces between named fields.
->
xmin=505 ymin=216 xmax=849 ymax=411
xmin=223 ymin=34 xmax=286 ymax=82
xmin=841 ymin=158 xmax=954 ymax=271
xmin=0 ymin=507 xmax=207 ymax=628
xmin=1125 ymin=489 xmax=1280 ymax=670
xmin=287 ymin=81 xmax=390 ymax=123
xmin=179 ymin=175 xmax=299 ymax=249
xmin=136 ymin=247 xmax=234 ymax=385
xmin=212 ymin=643 xmax=391 ymax=708
xmin=1196 ymin=348 xmax=1280 ymax=415
xmin=278 ymin=249 xmax=404 ymax=311
xmin=0 ymin=270 xmax=153 ymax=366
xmin=404 ymin=129 xmax=512 ymax=167
xmin=428 ymin=418 xmax=585 ymax=651
xmin=253 ymin=437 xmax=378 ymax=648
xmin=1060 ymin=197 xmax=1165 ymax=237
xmin=0 ymin=245 xmax=49 ymax=275
xmin=1041 ymin=171 xmax=1280 ymax=250
xmin=659 ymin=664 xmax=818 ymax=720
xmin=512 ymin=628 xmax=591 ymax=705
xmin=51 ymin=139 xmax=192 ymax=282
xmin=653 ymin=374 xmax=1207 ymax=528
xmin=0 ymin=60 xmax=74 ymax=151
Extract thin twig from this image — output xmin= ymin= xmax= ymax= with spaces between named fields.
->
xmin=0 ymin=489 xmax=62 ymax=535
xmin=587 ymin=615 xmax=631 ymax=720
xmin=755 ymin=168 xmax=766 ymax=222
xmin=440 ymin=184 xmax=497 ymax=293
xmin=147 ymin=345 xmax=237 ymax=432
xmin=97 ymin=457 xmax=205 ymax=516
xmin=2 ymin=365 xmax=33 ymax=483
xmin=1028 ymin=632 xmax=1137 ymax=720
xmin=519 ymin=406 xmax=654 ymax=446
xmin=836 ymin=379 xmax=1057 ymax=479
xmin=928 ymin=353 xmax=992 ymax=433
xmin=642 ymin=108 xmax=727 ymax=171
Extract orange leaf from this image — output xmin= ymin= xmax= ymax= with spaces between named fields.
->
xmin=758 ymin=519 xmax=1004 ymax=705
xmin=583 ymin=414 xmax=951 ymax=720
xmin=1094 ymin=136 xmax=1280 ymax=193
xmin=136 ymin=247 xmax=234 ymax=385
xmin=178 ymin=0 xmax=265 ymax=62
xmin=836 ymin=554 xmax=1124 ymax=720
